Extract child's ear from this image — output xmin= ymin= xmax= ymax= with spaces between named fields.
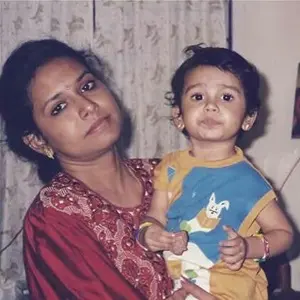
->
xmin=23 ymin=134 xmax=54 ymax=159
xmin=241 ymin=111 xmax=258 ymax=131
xmin=171 ymin=106 xmax=185 ymax=131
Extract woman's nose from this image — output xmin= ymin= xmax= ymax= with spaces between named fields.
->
xmin=78 ymin=97 xmax=99 ymax=119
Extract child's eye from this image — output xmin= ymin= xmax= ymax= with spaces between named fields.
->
xmin=81 ymin=80 xmax=95 ymax=92
xmin=51 ymin=102 xmax=67 ymax=116
xmin=191 ymin=93 xmax=204 ymax=101
xmin=222 ymin=93 xmax=233 ymax=102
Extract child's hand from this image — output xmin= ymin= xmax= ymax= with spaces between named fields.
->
xmin=144 ymin=224 xmax=174 ymax=252
xmin=171 ymin=231 xmax=188 ymax=255
xmin=219 ymin=225 xmax=247 ymax=271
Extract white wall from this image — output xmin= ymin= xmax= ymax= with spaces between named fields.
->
xmin=233 ymin=0 xmax=300 ymax=291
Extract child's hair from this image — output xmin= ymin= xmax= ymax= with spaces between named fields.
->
xmin=166 ymin=44 xmax=261 ymax=132
xmin=0 ymin=39 xmax=125 ymax=183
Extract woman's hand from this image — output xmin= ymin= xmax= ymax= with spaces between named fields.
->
xmin=166 ymin=288 xmax=188 ymax=300
xmin=167 ymin=278 xmax=217 ymax=299
xmin=219 ymin=225 xmax=247 ymax=271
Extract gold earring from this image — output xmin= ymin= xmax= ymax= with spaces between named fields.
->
xmin=178 ymin=123 xmax=185 ymax=131
xmin=44 ymin=147 xmax=54 ymax=159
xmin=243 ymin=124 xmax=250 ymax=131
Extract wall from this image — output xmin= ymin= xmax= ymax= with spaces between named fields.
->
xmin=232 ymin=0 xmax=300 ymax=291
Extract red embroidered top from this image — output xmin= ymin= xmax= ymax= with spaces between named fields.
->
xmin=23 ymin=159 xmax=172 ymax=300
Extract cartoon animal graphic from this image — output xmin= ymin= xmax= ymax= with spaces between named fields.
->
xmin=180 ymin=193 xmax=230 ymax=233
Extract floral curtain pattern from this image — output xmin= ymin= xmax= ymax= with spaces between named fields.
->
xmin=0 ymin=1 xmax=228 ymax=298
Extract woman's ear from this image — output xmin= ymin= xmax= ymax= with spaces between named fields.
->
xmin=23 ymin=134 xmax=54 ymax=159
xmin=171 ymin=106 xmax=185 ymax=131
xmin=241 ymin=111 xmax=258 ymax=131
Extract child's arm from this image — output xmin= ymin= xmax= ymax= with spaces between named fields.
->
xmin=138 ymin=189 xmax=173 ymax=252
xmin=147 ymin=190 xmax=169 ymax=225
xmin=138 ymin=190 xmax=188 ymax=254
xmin=246 ymin=199 xmax=293 ymax=258
xmin=219 ymin=199 xmax=293 ymax=270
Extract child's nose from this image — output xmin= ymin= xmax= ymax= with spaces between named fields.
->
xmin=204 ymin=101 xmax=219 ymax=112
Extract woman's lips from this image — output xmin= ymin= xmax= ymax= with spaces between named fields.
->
xmin=86 ymin=116 xmax=109 ymax=136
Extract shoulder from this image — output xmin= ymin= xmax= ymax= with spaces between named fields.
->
xmin=239 ymin=157 xmax=272 ymax=187
xmin=227 ymin=157 xmax=275 ymax=201
xmin=153 ymin=150 xmax=185 ymax=168
xmin=25 ymin=172 xmax=93 ymax=225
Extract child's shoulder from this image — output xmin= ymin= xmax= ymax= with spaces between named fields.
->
xmin=238 ymin=156 xmax=273 ymax=190
xmin=161 ymin=149 xmax=188 ymax=162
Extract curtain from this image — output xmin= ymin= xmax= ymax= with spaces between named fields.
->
xmin=0 ymin=1 xmax=228 ymax=299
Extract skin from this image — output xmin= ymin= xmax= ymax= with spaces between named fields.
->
xmin=25 ymin=58 xmax=142 ymax=207
xmin=23 ymin=57 xmax=207 ymax=299
xmin=145 ymin=66 xmax=293 ymax=294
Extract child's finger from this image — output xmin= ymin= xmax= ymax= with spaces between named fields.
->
xmin=148 ymin=238 xmax=173 ymax=251
xmin=220 ymin=253 xmax=244 ymax=265
xmin=219 ymin=245 xmax=240 ymax=256
xmin=223 ymin=225 xmax=238 ymax=240
xmin=225 ymin=261 xmax=243 ymax=271
xmin=219 ymin=237 xmax=240 ymax=248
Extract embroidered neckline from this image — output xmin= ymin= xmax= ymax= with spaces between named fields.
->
xmin=54 ymin=159 xmax=152 ymax=211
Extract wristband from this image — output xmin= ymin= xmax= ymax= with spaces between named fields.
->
xmin=253 ymin=233 xmax=270 ymax=263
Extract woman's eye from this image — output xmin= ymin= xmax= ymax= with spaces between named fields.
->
xmin=81 ymin=80 xmax=95 ymax=92
xmin=191 ymin=93 xmax=204 ymax=101
xmin=222 ymin=94 xmax=233 ymax=102
xmin=51 ymin=102 xmax=67 ymax=116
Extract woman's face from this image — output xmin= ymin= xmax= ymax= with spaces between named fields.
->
xmin=28 ymin=57 xmax=122 ymax=162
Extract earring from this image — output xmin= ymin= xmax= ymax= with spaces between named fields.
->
xmin=44 ymin=147 xmax=54 ymax=160
xmin=178 ymin=123 xmax=185 ymax=131
xmin=243 ymin=124 xmax=250 ymax=131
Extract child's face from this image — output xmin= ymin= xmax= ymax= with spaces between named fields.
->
xmin=177 ymin=66 xmax=254 ymax=146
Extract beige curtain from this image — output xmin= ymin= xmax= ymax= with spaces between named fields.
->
xmin=0 ymin=1 xmax=228 ymax=298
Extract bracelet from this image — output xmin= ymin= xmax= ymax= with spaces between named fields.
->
xmin=139 ymin=221 xmax=154 ymax=230
xmin=253 ymin=233 xmax=270 ymax=263
xmin=135 ymin=222 xmax=153 ymax=250
xmin=135 ymin=217 xmax=165 ymax=250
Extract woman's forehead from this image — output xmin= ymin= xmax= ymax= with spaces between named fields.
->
xmin=29 ymin=58 xmax=87 ymax=100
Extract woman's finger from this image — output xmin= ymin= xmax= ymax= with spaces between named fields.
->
xmin=181 ymin=278 xmax=217 ymax=299
xmin=166 ymin=288 xmax=188 ymax=300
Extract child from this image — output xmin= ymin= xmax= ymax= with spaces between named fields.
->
xmin=136 ymin=45 xmax=293 ymax=299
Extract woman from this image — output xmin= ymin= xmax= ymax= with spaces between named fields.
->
xmin=0 ymin=39 xmax=216 ymax=300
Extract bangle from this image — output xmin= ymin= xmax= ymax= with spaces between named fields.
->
xmin=135 ymin=217 xmax=165 ymax=250
xmin=253 ymin=233 xmax=270 ymax=263
xmin=139 ymin=221 xmax=153 ymax=230
xmin=135 ymin=222 xmax=153 ymax=250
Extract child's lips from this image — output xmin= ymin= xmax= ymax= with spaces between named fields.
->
xmin=201 ymin=118 xmax=222 ymax=127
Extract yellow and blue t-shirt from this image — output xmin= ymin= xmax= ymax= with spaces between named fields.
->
xmin=154 ymin=147 xmax=275 ymax=300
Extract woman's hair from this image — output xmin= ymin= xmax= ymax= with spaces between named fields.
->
xmin=0 ymin=39 xmax=127 ymax=183
xmin=166 ymin=44 xmax=261 ymax=127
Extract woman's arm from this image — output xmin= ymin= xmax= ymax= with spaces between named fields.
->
xmin=24 ymin=206 xmax=145 ymax=300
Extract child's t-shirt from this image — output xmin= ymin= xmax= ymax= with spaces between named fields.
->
xmin=153 ymin=147 xmax=276 ymax=300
